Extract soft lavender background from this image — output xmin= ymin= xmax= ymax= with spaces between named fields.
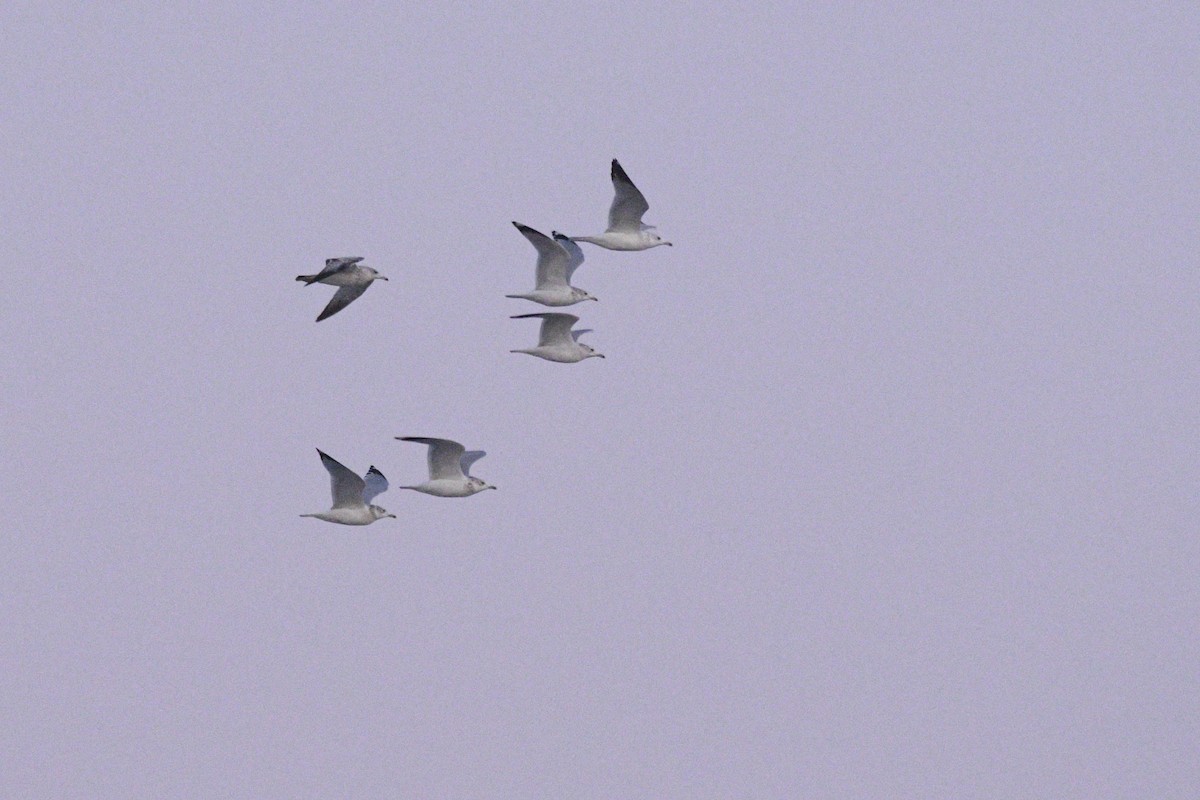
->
xmin=3 ymin=3 xmax=1197 ymax=797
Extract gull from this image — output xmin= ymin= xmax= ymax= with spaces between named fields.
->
xmin=396 ymin=437 xmax=496 ymax=497
xmin=295 ymin=256 xmax=388 ymax=321
xmin=510 ymin=312 xmax=605 ymax=363
xmin=505 ymin=222 xmax=598 ymax=306
xmin=300 ymin=449 xmax=396 ymax=525
xmin=570 ymin=159 xmax=672 ymax=251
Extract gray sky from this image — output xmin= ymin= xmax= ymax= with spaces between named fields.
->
xmin=3 ymin=3 xmax=1198 ymax=797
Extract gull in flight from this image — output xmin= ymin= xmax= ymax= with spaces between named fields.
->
xmin=510 ymin=312 xmax=605 ymax=363
xmin=300 ymin=449 xmax=396 ymax=525
xmin=571 ymin=159 xmax=672 ymax=251
xmin=505 ymin=222 xmax=597 ymax=306
xmin=396 ymin=437 xmax=496 ymax=497
xmin=295 ymin=256 xmax=388 ymax=321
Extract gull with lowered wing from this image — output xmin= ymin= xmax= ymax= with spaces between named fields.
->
xmin=296 ymin=256 xmax=389 ymax=321
xmin=300 ymin=449 xmax=396 ymax=525
xmin=396 ymin=437 xmax=496 ymax=497
xmin=510 ymin=312 xmax=604 ymax=363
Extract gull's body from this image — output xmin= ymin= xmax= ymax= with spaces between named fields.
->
xmin=505 ymin=222 xmax=597 ymax=307
xmin=296 ymin=256 xmax=389 ymax=321
xmin=300 ymin=449 xmax=395 ymax=525
xmin=571 ymin=160 xmax=672 ymax=251
xmin=510 ymin=312 xmax=604 ymax=363
xmin=396 ymin=437 xmax=496 ymax=497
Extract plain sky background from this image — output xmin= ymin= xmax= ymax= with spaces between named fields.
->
xmin=3 ymin=3 xmax=1198 ymax=797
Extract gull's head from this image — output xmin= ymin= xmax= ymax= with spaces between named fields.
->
xmin=469 ymin=477 xmax=496 ymax=493
xmin=581 ymin=344 xmax=605 ymax=359
xmin=648 ymin=230 xmax=672 ymax=248
xmin=573 ymin=288 xmax=599 ymax=303
xmin=371 ymin=505 xmax=396 ymax=520
xmin=369 ymin=267 xmax=388 ymax=281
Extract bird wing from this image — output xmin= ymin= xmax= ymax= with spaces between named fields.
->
xmin=318 ymin=449 xmax=366 ymax=509
xmin=459 ymin=450 xmax=487 ymax=476
xmin=607 ymin=159 xmax=649 ymax=232
xmin=398 ymin=437 xmax=467 ymax=481
xmin=316 ymin=283 xmax=368 ymax=321
xmin=552 ymin=232 xmax=586 ymax=281
xmin=511 ymin=312 xmax=579 ymax=346
xmin=307 ymin=257 xmax=364 ymax=284
xmin=570 ymin=328 xmax=593 ymax=342
xmin=513 ymin=222 xmax=570 ymax=289
xmin=362 ymin=466 xmax=389 ymax=504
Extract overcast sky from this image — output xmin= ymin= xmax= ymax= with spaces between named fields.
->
xmin=3 ymin=3 xmax=1198 ymax=797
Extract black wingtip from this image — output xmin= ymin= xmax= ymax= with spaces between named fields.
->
xmin=514 ymin=221 xmax=549 ymax=240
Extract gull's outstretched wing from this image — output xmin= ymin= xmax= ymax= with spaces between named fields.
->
xmin=362 ymin=466 xmax=389 ymax=504
xmin=513 ymin=222 xmax=570 ymax=289
xmin=570 ymin=328 xmax=593 ymax=342
xmin=318 ymin=449 xmax=366 ymax=509
xmin=459 ymin=450 xmax=487 ymax=476
xmin=305 ymin=257 xmax=364 ymax=284
xmin=397 ymin=437 xmax=467 ymax=481
xmin=316 ymin=284 xmax=368 ymax=321
xmin=511 ymin=312 xmax=579 ymax=346
xmin=551 ymin=232 xmax=586 ymax=281
xmin=607 ymin=159 xmax=649 ymax=232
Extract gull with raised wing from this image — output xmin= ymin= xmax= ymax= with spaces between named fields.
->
xmin=396 ymin=437 xmax=496 ymax=497
xmin=300 ymin=449 xmax=396 ymax=525
xmin=571 ymin=159 xmax=672 ymax=251
xmin=295 ymin=256 xmax=389 ymax=321
xmin=510 ymin=312 xmax=605 ymax=363
xmin=505 ymin=221 xmax=598 ymax=306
